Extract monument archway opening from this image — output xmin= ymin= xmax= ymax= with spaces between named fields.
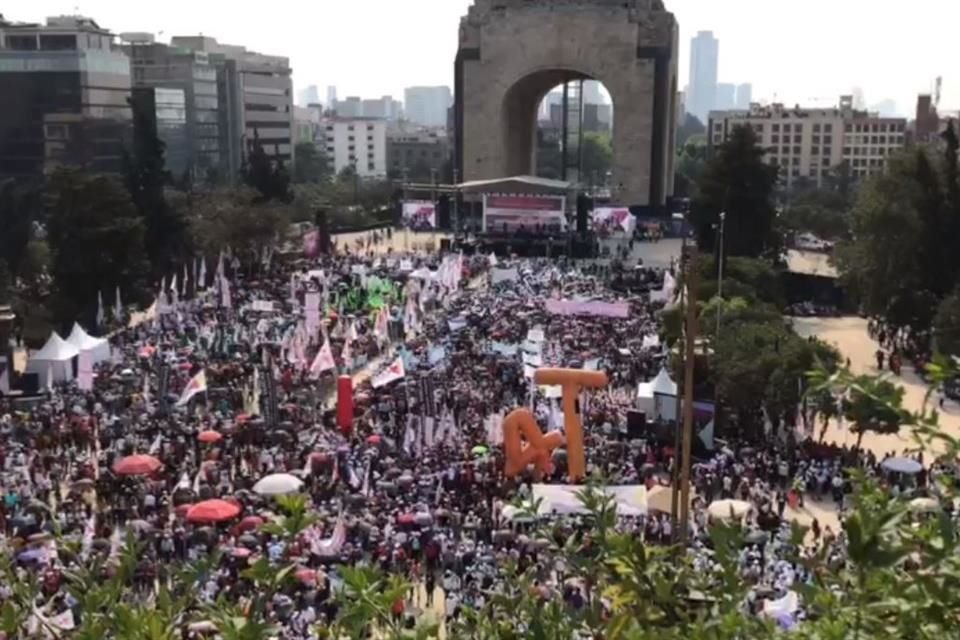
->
xmin=455 ymin=0 xmax=678 ymax=209
xmin=531 ymin=79 xmax=614 ymax=192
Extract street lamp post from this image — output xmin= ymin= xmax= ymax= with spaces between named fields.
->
xmin=716 ymin=211 xmax=727 ymax=338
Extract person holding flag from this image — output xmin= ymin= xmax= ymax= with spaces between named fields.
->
xmin=175 ymin=370 xmax=207 ymax=407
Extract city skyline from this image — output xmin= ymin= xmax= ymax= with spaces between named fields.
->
xmin=11 ymin=0 xmax=959 ymax=114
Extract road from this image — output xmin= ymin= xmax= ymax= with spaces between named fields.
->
xmin=792 ymin=315 xmax=957 ymax=457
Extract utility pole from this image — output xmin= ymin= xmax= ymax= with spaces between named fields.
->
xmin=679 ymin=246 xmax=698 ymax=544
xmin=716 ymin=211 xmax=727 ymax=338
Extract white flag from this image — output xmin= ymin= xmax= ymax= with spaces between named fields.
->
xmin=81 ymin=513 xmax=96 ymax=560
xmin=312 ymin=515 xmax=346 ymax=557
xmin=371 ymin=356 xmax=405 ymax=388
xmin=221 ymin=276 xmax=232 ymax=309
xmin=96 ymin=290 xmax=105 ymax=329
xmin=182 ymin=263 xmax=189 ymax=297
xmin=423 ymin=416 xmax=435 ymax=448
xmin=341 ymin=339 xmax=353 ymax=370
xmin=199 ymin=256 xmax=207 ymax=289
xmin=148 ymin=433 xmax=162 ymax=455
xmin=175 ymin=370 xmax=207 ymax=407
xmin=114 ymin=286 xmax=123 ymax=323
xmin=309 ymin=339 xmax=336 ymax=377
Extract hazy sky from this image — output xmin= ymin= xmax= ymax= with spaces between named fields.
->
xmin=14 ymin=0 xmax=960 ymax=114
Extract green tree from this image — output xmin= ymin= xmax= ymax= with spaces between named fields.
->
xmin=674 ymin=137 xmax=709 ymax=198
xmin=45 ymin=169 xmax=151 ymax=327
xmin=581 ymin=131 xmax=613 ymax=184
xmin=676 ymin=112 xmax=706 ymax=147
xmin=124 ymin=97 xmax=189 ymax=280
xmin=188 ymin=187 xmax=290 ymax=270
xmin=934 ymin=288 xmax=960 ymax=356
xmin=842 ymin=374 xmax=909 ymax=450
xmin=292 ymin=141 xmax=328 ymax=184
xmin=691 ymin=125 xmax=779 ymax=258
xmin=835 ymin=149 xmax=952 ymax=336
xmin=244 ymin=130 xmax=293 ymax=203
xmin=0 ymin=177 xmax=43 ymax=279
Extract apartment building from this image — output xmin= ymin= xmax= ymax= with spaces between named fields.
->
xmin=708 ymin=96 xmax=907 ymax=187
xmin=320 ymin=117 xmax=387 ymax=178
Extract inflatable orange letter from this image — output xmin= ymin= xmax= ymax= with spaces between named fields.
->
xmin=533 ymin=368 xmax=608 ymax=481
xmin=502 ymin=408 xmax=565 ymax=479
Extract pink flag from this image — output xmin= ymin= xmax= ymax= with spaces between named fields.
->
xmin=309 ymin=339 xmax=336 ymax=377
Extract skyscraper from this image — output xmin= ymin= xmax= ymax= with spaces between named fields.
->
xmin=735 ymin=83 xmax=753 ymax=109
xmin=326 ymin=85 xmax=338 ymax=109
xmin=687 ymin=30 xmax=718 ymax=124
xmin=298 ymin=85 xmax=320 ymax=107
xmin=404 ymin=86 xmax=452 ymax=128
xmin=715 ymin=83 xmax=735 ymax=111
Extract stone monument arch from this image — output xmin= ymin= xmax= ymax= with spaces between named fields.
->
xmin=455 ymin=0 xmax=679 ymax=209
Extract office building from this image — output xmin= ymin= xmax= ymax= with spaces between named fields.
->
xmin=715 ymin=83 xmax=736 ymax=111
xmin=320 ymin=117 xmax=387 ymax=178
xmin=170 ymin=35 xmax=293 ymax=176
xmin=361 ymin=95 xmax=402 ymax=120
xmin=130 ymin=86 xmax=189 ymax=176
xmin=404 ymin=86 xmax=452 ymax=128
xmin=387 ymin=130 xmax=449 ymax=181
xmin=735 ymin=83 xmax=753 ymax=109
xmin=914 ymin=94 xmax=941 ymax=146
xmin=0 ymin=15 xmax=132 ymax=176
xmin=687 ymin=30 xmax=718 ymax=124
xmin=582 ymin=80 xmax=605 ymax=105
xmin=336 ymin=96 xmax=362 ymax=117
xmin=298 ymin=84 xmax=319 ymax=107
xmin=708 ymin=95 xmax=907 ymax=187
xmin=326 ymin=85 xmax=337 ymax=109
xmin=120 ymin=34 xmax=222 ymax=176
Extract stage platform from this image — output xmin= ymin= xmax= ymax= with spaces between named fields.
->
xmin=453 ymin=231 xmax=599 ymax=259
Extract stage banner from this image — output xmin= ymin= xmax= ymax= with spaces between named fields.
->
xmin=402 ymin=201 xmax=437 ymax=230
xmin=482 ymin=195 xmax=566 ymax=233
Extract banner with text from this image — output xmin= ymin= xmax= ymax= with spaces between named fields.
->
xmin=591 ymin=207 xmax=636 ymax=234
xmin=482 ymin=195 xmax=566 ymax=233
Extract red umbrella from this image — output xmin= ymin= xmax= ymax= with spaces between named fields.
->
xmin=236 ymin=414 xmax=251 ymax=424
xmin=238 ymin=515 xmax=264 ymax=532
xmin=186 ymin=499 xmax=241 ymax=524
xmin=366 ymin=435 xmax=382 ymax=446
xmin=397 ymin=513 xmax=415 ymax=525
xmin=198 ymin=430 xmax=223 ymax=444
xmin=295 ymin=568 xmax=317 ymax=585
xmin=113 ymin=454 xmax=162 ymax=476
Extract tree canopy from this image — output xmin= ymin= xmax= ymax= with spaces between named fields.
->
xmin=836 ymin=129 xmax=960 ymax=341
xmin=691 ymin=125 xmax=779 ymax=258
xmin=44 ymin=169 xmax=151 ymax=328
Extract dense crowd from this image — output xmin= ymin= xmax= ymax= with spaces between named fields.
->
xmin=0 ymin=236 xmax=936 ymax=637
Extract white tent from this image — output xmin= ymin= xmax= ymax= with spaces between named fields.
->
xmin=637 ymin=369 xmax=678 ymax=421
xmin=66 ymin=323 xmax=111 ymax=364
xmin=531 ymin=485 xmax=647 ymax=517
xmin=26 ymin=332 xmax=79 ymax=389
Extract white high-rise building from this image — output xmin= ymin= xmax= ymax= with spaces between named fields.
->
xmin=320 ymin=117 xmax=388 ymax=178
xmin=688 ymin=30 xmax=719 ymax=124
xmin=404 ymin=86 xmax=452 ymax=128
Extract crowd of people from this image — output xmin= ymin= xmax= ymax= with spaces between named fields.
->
xmin=0 ymin=233 xmax=937 ymax=637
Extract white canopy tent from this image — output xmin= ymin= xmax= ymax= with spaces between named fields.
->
xmin=637 ymin=368 xmax=678 ymax=421
xmin=66 ymin=323 xmax=111 ymax=364
xmin=26 ymin=332 xmax=79 ymax=389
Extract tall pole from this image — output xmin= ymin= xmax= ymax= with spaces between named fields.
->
xmin=716 ymin=211 xmax=726 ymax=338
xmin=670 ymin=251 xmax=685 ymax=534
xmin=453 ymin=168 xmax=460 ymax=236
xmin=679 ymin=247 xmax=698 ymax=544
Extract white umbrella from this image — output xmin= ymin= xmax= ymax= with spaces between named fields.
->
xmin=253 ymin=473 xmax=304 ymax=496
xmin=908 ymin=497 xmax=940 ymax=513
xmin=881 ymin=457 xmax=923 ymax=474
xmin=707 ymin=499 xmax=752 ymax=521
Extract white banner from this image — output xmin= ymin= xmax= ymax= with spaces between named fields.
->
xmin=591 ymin=207 xmax=636 ymax=234
xmin=490 ymin=267 xmax=519 ymax=284
xmin=77 ymin=350 xmax=94 ymax=391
